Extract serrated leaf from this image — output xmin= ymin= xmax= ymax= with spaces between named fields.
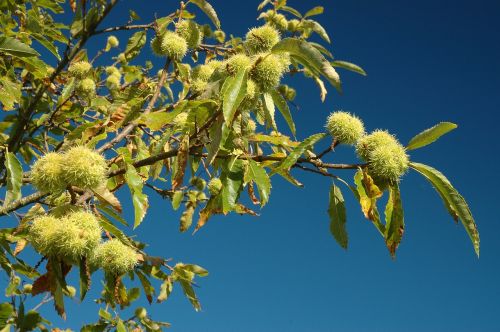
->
xmin=93 ymin=186 xmax=122 ymax=213
xmin=271 ymin=133 xmax=326 ymax=175
xmin=271 ymin=89 xmax=296 ymax=136
xmin=247 ymin=160 xmax=271 ymax=206
xmin=0 ymin=36 xmax=40 ymax=57
xmin=116 ymin=319 xmax=127 ymax=332
xmin=222 ymin=68 xmax=248 ymax=125
xmin=304 ymin=6 xmax=324 ymax=18
xmin=122 ymin=160 xmax=148 ymax=228
xmin=328 ymin=182 xmax=347 ymax=249
xmin=384 ymin=183 xmax=404 ymax=257
xmin=332 ymin=60 xmax=367 ymax=76
xmin=406 ymin=122 xmax=457 ymax=151
xmin=305 ymin=19 xmax=331 ymax=43
xmin=272 ymin=38 xmax=340 ymax=91
xmin=124 ymin=31 xmax=146 ymax=61
xmin=410 ymin=162 xmax=479 ymax=257
xmin=136 ymin=270 xmax=154 ymax=304
xmin=3 ymin=152 xmax=22 ymax=207
xmin=221 ymin=159 xmax=244 ymax=214
xmin=190 ymin=0 xmax=221 ymax=29
xmin=262 ymin=92 xmax=277 ymax=130
xmin=79 ymin=258 xmax=90 ymax=301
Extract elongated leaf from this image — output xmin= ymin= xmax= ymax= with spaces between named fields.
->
xmin=271 ymin=90 xmax=296 ymax=136
xmin=172 ymin=135 xmax=190 ymax=189
xmin=406 ymin=122 xmax=457 ymax=150
xmin=410 ymin=162 xmax=479 ymax=257
xmin=257 ymin=0 xmax=273 ymax=10
xmin=305 ymin=19 xmax=331 ymax=43
xmin=304 ymin=6 xmax=324 ymax=17
xmin=124 ymin=31 xmax=146 ymax=61
xmin=247 ymin=160 xmax=271 ymax=206
xmin=271 ymin=133 xmax=326 ymax=175
xmin=190 ymin=0 xmax=221 ymax=29
xmin=221 ymin=160 xmax=244 ymax=214
xmin=384 ymin=183 xmax=404 ymax=257
xmin=332 ymin=60 xmax=367 ymax=76
xmin=328 ymin=182 xmax=348 ymax=249
xmin=157 ymin=277 xmax=173 ymax=303
xmin=281 ymin=6 xmax=302 ymax=18
xmin=222 ymin=69 xmax=247 ymax=125
xmin=272 ymin=38 xmax=340 ymax=90
xmin=79 ymin=258 xmax=90 ymax=301
xmin=3 ymin=152 xmax=22 ymax=207
xmin=136 ymin=270 xmax=154 ymax=304
xmin=262 ymin=92 xmax=277 ymax=130
xmin=0 ymin=36 xmax=40 ymax=57
xmin=122 ymin=158 xmax=148 ymax=228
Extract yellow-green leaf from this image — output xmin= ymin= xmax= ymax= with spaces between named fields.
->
xmin=328 ymin=182 xmax=348 ymax=249
xmin=406 ymin=122 xmax=457 ymax=151
xmin=410 ymin=162 xmax=479 ymax=257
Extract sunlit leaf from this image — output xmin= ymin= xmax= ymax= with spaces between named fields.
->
xmin=328 ymin=182 xmax=347 ymax=249
xmin=410 ymin=162 xmax=479 ymax=257
xmin=406 ymin=122 xmax=457 ymax=151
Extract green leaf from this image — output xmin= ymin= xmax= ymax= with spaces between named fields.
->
xmin=190 ymin=0 xmax=221 ymax=29
xmin=257 ymin=0 xmax=273 ymax=10
xmin=406 ymin=122 xmax=458 ymax=151
xmin=222 ymin=68 xmax=248 ymax=125
xmin=410 ymin=162 xmax=479 ymax=257
xmin=136 ymin=270 xmax=154 ymax=304
xmin=172 ymin=191 xmax=184 ymax=210
xmin=50 ymin=259 xmax=66 ymax=319
xmin=262 ymin=93 xmax=277 ymax=130
xmin=157 ymin=277 xmax=173 ymax=303
xmin=0 ymin=36 xmax=40 ymax=57
xmin=116 ymin=319 xmax=127 ymax=332
xmin=271 ymin=133 xmax=327 ymax=175
xmin=272 ymin=38 xmax=340 ymax=91
xmin=332 ymin=60 xmax=367 ymax=76
xmin=79 ymin=258 xmax=90 ymax=301
xmin=304 ymin=19 xmax=331 ymax=43
xmin=18 ymin=311 xmax=42 ymax=331
xmin=304 ymin=6 xmax=324 ymax=17
xmin=271 ymin=89 xmax=296 ymax=136
xmin=247 ymin=160 xmax=271 ymax=206
xmin=0 ymin=303 xmax=13 ymax=327
xmin=328 ymin=182 xmax=348 ymax=249
xmin=32 ymin=33 xmax=60 ymax=60
xmin=124 ymin=31 xmax=146 ymax=61
xmin=3 ymin=152 xmax=22 ymax=207
xmin=384 ymin=183 xmax=405 ymax=257
xmin=281 ymin=6 xmax=302 ymax=18
xmin=221 ymin=159 xmax=244 ymax=214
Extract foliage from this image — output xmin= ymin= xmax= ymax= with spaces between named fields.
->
xmin=0 ymin=0 xmax=478 ymax=329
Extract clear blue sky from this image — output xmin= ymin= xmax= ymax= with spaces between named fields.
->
xmin=3 ymin=0 xmax=500 ymax=331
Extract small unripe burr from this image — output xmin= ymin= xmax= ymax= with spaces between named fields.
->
xmin=176 ymin=20 xmax=203 ymax=49
xmin=250 ymin=53 xmax=289 ymax=91
xmin=356 ymin=130 xmax=400 ymax=161
xmin=91 ymin=239 xmax=139 ymax=276
xmin=135 ymin=307 xmax=148 ymax=319
xmin=76 ymin=78 xmax=96 ymax=98
xmin=208 ymin=178 xmax=223 ymax=195
xmin=68 ymin=61 xmax=92 ymax=79
xmin=225 ymin=54 xmax=252 ymax=74
xmin=58 ymin=211 xmax=102 ymax=262
xmin=325 ymin=111 xmax=365 ymax=145
xmin=106 ymin=35 xmax=119 ymax=49
xmin=28 ymin=215 xmax=61 ymax=256
xmin=245 ymin=25 xmax=280 ymax=54
xmin=30 ymin=152 xmax=67 ymax=193
xmin=61 ymin=146 xmax=107 ymax=190
xmin=367 ymin=144 xmax=409 ymax=181
xmin=151 ymin=31 xmax=188 ymax=60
